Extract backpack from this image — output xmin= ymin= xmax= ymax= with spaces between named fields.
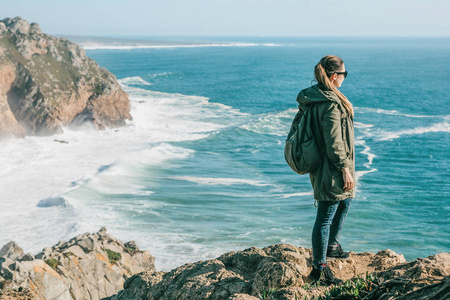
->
xmin=284 ymin=106 xmax=322 ymax=174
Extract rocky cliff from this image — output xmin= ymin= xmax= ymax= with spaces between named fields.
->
xmin=1 ymin=232 xmax=448 ymax=300
xmin=0 ymin=17 xmax=132 ymax=137
xmin=0 ymin=228 xmax=154 ymax=300
xmin=106 ymin=245 xmax=449 ymax=300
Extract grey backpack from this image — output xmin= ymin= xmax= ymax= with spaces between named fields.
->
xmin=284 ymin=106 xmax=322 ymax=174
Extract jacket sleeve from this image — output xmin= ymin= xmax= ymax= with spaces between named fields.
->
xmin=321 ymin=102 xmax=352 ymax=170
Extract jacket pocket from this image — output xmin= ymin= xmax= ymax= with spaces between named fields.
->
xmin=341 ymin=117 xmax=350 ymax=156
xmin=330 ymin=168 xmax=345 ymax=195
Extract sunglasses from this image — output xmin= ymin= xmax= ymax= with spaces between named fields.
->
xmin=335 ymin=71 xmax=348 ymax=78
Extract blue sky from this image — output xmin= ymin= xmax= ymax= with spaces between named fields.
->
xmin=2 ymin=0 xmax=449 ymax=37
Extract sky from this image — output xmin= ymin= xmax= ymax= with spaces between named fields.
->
xmin=1 ymin=0 xmax=450 ymax=37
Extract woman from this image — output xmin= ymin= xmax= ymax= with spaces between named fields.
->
xmin=296 ymin=55 xmax=355 ymax=285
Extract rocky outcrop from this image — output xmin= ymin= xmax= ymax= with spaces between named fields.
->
xmin=1 ymin=233 xmax=447 ymax=300
xmin=0 ymin=228 xmax=154 ymax=300
xmin=0 ymin=17 xmax=132 ymax=137
xmin=364 ymin=253 xmax=450 ymax=300
xmin=106 ymin=244 xmax=449 ymax=300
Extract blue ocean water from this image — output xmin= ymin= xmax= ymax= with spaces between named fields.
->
xmin=1 ymin=37 xmax=448 ymax=270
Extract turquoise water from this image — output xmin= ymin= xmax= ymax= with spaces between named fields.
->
xmin=2 ymin=37 xmax=448 ymax=270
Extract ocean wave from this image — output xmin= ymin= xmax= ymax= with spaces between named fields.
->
xmin=240 ymin=108 xmax=296 ymax=136
xmin=355 ymin=139 xmax=377 ymax=166
xmin=354 ymin=121 xmax=378 ymax=179
xmin=170 ymin=176 xmax=271 ymax=186
xmin=355 ymin=140 xmax=378 ymax=180
xmin=146 ymin=72 xmax=174 ymax=79
xmin=82 ymin=42 xmax=282 ymax=50
xmin=118 ymin=76 xmax=152 ymax=86
xmin=377 ymin=121 xmax=450 ymax=141
xmin=356 ymin=169 xmax=378 ymax=179
xmin=0 ymin=81 xmax=248 ymax=252
xmin=354 ymin=122 xmax=374 ymax=129
xmin=355 ymin=107 xmax=446 ymax=118
xmin=69 ymin=144 xmax=195 ymax=196
xmin=279 ymin=192 xmax=313 ymax=198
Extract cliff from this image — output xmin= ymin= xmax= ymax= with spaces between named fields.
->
xmin=0 ymin=17 xmax=132 ymax=137
xmin=1 ymin=231 xmax=448 ymax=300
xmin=107 ymin=245 xmax=449 ymax=300
xmin=0 ymin=228 xmax=154 ymax=300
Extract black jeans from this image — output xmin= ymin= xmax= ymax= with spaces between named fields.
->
xmin=312 ymin=198 xmax=352 ymax=266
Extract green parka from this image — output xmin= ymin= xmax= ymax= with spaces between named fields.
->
xmin=297 ymin=84 xmax=355 ymax=201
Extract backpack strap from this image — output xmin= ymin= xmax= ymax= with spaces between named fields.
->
xmin=298 ymin=106 xmax=310 ymax=145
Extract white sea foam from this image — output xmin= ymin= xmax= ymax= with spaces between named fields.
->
xmin=354 ymin=122 xmax=379 ymax=180
xmin=119 ymin=76 xmax=152 ymax=86
xmin=355 ymin=140 xmax=377 ymax=167
xmin=354 ymin=122 xmax=374 ymax=129
xmin=0 ymin=79 xmax=248 ymax=253
xmin=170 ymin=176 xmax=271 ymax=186
xmin=260 ymin=43 xmax=281 ymax=47
xmin=240 ymin=108 xmax=296 ymax=136
xmin=82 ymin=42 xmax=282 ymax=50
xmin=146 ymin=72 xmax=173 ymax=78
xmin=279 ymin=192 xmax=314 ymax=198
xmin=376 ymin=121 xmax=450 ymax=141
xmin=356 ymin=169 xmax=378 ymax=179
xmin=355 ymin=107 xmax=445 ymax=118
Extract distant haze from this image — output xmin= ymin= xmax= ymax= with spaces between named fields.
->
xmin=2 ymin=0 xmax=449 ymax=37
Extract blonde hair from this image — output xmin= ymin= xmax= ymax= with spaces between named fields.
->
xmin=314 ymin=55 xmax=354 ymax=117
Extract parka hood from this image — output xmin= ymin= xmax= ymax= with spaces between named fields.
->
xmin=296 ymin=84 xmax=340 ymax=106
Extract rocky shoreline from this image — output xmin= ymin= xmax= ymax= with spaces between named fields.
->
xmin=1 ymin=229 xmax=448 ymax=300
xmin=0 ymin=17 xmax=131 ymax=137
xmin=0 ymin=228 xmax=154 ymax=300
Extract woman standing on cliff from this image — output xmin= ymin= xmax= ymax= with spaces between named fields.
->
xmin=296 ymin=55 xmax=355 ymax=285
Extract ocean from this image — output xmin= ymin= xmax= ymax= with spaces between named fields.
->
xmin=1 ymin=37 xmax=449 ymax=270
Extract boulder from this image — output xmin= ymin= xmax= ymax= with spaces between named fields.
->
xmin=106 ymin=244 xmax=407 ymax=300
xmin=0 ymin=228 xmax=155 ymax=300
xmin=364 ymin=253 xmax=450 ymax=300
xmin=0 ymin=241 xmax=24 ymax=260
xmin=1 ymin=231 xmax=447 ymax=300
xmin=0 ymin=17 xmax=132 ymax=137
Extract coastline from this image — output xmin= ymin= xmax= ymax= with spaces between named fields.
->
xmin=1 ymin=18 xmax=449 ymax=296
xmin=1 ymin=228 xmax=448 ymax=300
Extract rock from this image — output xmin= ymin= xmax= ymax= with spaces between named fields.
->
xmin=0 ymin=17 xmax=132 ymax=137
xmin=0 ymin=279 xmax=34 ymax=299
xmin=228 ymin=293 xmax=259 ymax=300
xmin=18 ymin=253 xmax=34 ymax=261
xmin=0 ymin=227 xmax=155 ymax=300
xmin=76 ymin=236 xmax=96 ymax=253
xmin=1 ymin=233 xmax=447 ymax=300
xmin=0 ymin=257 xmax=16 ymax=279
xmin=0 ymin=22 xmax=6 ymax=34
xmin=106 ymin=244 xmax=400 ymax=300
xmin=35 ymin=246 xmax=53 ymax=260
xmin=107 ymin=244 xmax=444 ymax=300
xmin=264 ymin=287 xmax=309 ymax=300
xmin=364 ymin=253 xmax=450 ymax=300
xmin=29 ymin=22 xmax=42 ymax=34
xmin=0 ymin=241 xmax=24 ymax=260
xmin=3 ymin=17 xmax=30 ymax=35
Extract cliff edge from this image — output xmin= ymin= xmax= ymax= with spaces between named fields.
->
xmin=0 ymin=228 xmax=154 ymax=300
xmin=0 ymin=17 xmax=132 ymax=137
xmin=1 ymin=231 xmax=448 ymax=300
xmin=107 ymin=245 xmax=449 ymax=300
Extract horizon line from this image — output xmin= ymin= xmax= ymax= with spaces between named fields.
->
xmin=57 ymin=34 xmax=450 ymax=39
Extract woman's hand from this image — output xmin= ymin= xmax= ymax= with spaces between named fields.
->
xmin=342 ymin=167 xmax=354 ymax=192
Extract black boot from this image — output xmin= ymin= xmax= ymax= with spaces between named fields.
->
xmin=327 ymin=244 xmax=349 ymax=259
xmin=308 ymin=264 xmax=344 ymax=286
